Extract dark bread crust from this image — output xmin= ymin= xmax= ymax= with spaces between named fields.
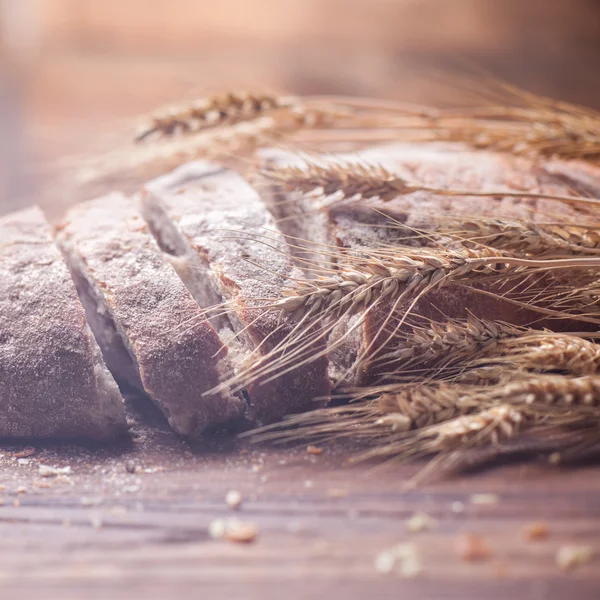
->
xmin=0 ymin=207 xmax=127 ymax=440
xmin=145 ymin=162 xmax=331 ymax=424
xmin=56 ymin=194 xmax=243 ymax=436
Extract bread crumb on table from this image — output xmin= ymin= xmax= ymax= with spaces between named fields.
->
xmin=38 ymin=465 xmax=72 ymax=477
xmin=406 ymin=512 xmax=437 ymax=533
xmin=455 ymin=533 xmax=492 ymax=561
xmin=225 ymin=489 xmax=242 ymax=510
xmin=326 ymin=488 xmax=348 ymax=498
xmin=306 ymin=445 xmax=323 ymax=455
xmin=209 ymin=518 xmax=258 ymax=543
xmin=14 ymin=447 xmax=36 ymax=459
xmin=522 ymin=521 xmax=549 ymax=540
xmin=469 ymin=493 xmax=499 ymax=505
xmin=374 ymin=543 xmax=422 ymax=578
xmin=556 ymin=545 xmax=595 ymax=570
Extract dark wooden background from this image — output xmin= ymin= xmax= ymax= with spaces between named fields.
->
xmin=0 ymin=1 xmax=600 ymax=597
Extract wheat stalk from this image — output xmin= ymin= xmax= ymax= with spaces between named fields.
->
xmin=274 ymin=250 xmax=600 ymax=322
xmin=262 ymin=158 xmax=600 ymax=209
xmin=424 ymin=217 xmax=600 ymax=257
xmin=304 ymin=87 xmax=600 ymax=160
xmin=135 ymin=92 xmax=350 ymax=143
xmin=372 ymin=316 xmax=600 ymax=379
xmin=371 ymin=317 xmax=519 ymax=373
xmin=423 ymin=96 xmax=600 ymax=160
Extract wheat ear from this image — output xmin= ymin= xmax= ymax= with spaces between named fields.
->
xmin=422 ymin=217 xmax=600 ymax=257
xmin=274 ymin=251 xmax=600 ymax=322
xmin=135 ymin=92 xmax=345 ymax=142
xmin=262 ymin=159 xmax=600 ymax=209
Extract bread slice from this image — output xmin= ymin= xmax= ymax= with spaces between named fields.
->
xmin=56 ymin=193 xmax=244 ymax=437
xmin=143 ymin=162 xmax=331 ymax=424
xmin=261 ymin=143 xmax=600 ymax=384
xmin=0 ymin=206 xmax=127 ymax=440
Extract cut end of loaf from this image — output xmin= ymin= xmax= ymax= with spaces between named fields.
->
xmin=144 ymin=161 xmax=332 ymax=425
xmin=56 ymin=193 xmax=245 ymax=438
xmin=0 ymin=206 xmax=128 ymax=441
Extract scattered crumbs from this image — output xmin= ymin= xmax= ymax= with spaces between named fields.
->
xmin=406 ymin=512 xmax=437 ymax=533
xmin=12 ymin=499 xmax=20 ymax=508
xmin=14 ymin=447 xmax=35 ymax=459
xmin=225 ymin=490 xmax=242 ymax=511
xmin=209 ymin=518 xmax=227 ymax=540
xmin=455 ymin=533 xmax=492 ymax=561
xmin=374 ymin=543 xmax=422 ymax=578
xmin=304 ymin=480 xmax=314 ymax=489
xmin=225 ymin=519 xmax=259 ymax=544
xmin=81 ymin=497 xmax=103 ymax=507
xmin=122 ymin=484 xmax=141 ymax=494
xmin=549 ymin=452 xmax=562 ymax=465
xmin=38 ymin=465 xmax=72 ymax=478
xmin=209 ymin=518 xmax=258 ymax=543
xmin=278 ymin=459 xmax=287 ymax=466
xmin=239 ymin=449 xmax=248 ymax=456
xmin=556 ymin=546 xmax=595 ymax=571
xmin=451 ymin=501 xmax=465 ymax=514
xmin=17 ymin=458 xmax=31 ymax=466
xmin=523 ymin=521 xmax=549 ymax=541
xmin=470 ymin=493 xmax=499 ymax=505
xmin=125 ymin=460 xmax=137 ymax=474
xmin=326 ymin=488 xmax=348 ymax=499
xmin=90 ymin=515 xmax=103 ymax=530
xmin=16 ymin=486 xmax=27 ymax=494
xmin=307 ymin=445 xmax=323 ymax=455
xmin=259 ymin=475 xmax=268 ymax=484
xmin=32 ymin=479 xmax=52 ymax=489
xmin=251 ymin=464 xmax=263 ymax=473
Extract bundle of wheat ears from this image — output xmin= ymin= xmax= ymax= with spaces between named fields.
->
xmin=52 ymin=83 xmax=600 ymax=477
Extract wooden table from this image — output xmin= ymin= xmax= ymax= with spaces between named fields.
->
xmin=0 ymin=402 xmax=598 ymax=599
xmin=2 ymin=28 xmax=600 ymax=598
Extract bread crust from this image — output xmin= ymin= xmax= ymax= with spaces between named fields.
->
xmin=145 ymin=163 xmax=331 ymax=424
xmin=56 ymin=194 xmax=244 ymax=436
xmin=0 ymin=207 xmax=127 ymax=440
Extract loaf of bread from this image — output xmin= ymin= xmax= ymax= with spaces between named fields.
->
xmin=261 ymin=143 xmax=600 ymax=384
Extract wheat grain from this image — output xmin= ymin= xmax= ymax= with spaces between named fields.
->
xmin=135 ymin=92 xmax=342 ymax=142
xmin=274 ymin=250 xmax=600 ymax=322
xmin=376 ymin=383 xmax=480 ymax=428
xmin=373 ymin=316 xmax=600 ymax=379
xmin=371 ymin=317 xmax=520 ymax=374
xmin=135 ymin=92 xmax=282 ymax=141
xmin=263 ymin=158 xmax=600 ymax=208
xmin=428 ymin=217 xmax=600 ymax=257
xmin=263 ymin=160 xmax=417 ymax=201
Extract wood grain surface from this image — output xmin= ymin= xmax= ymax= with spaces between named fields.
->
xmin=1 ymin=2 xmax=600 ymax=597
xmin=0 ymin=405 xmax=599 ymax=600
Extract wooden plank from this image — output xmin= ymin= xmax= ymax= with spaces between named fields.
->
xmin=0 ymin=432 xmax=599 ymax=598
